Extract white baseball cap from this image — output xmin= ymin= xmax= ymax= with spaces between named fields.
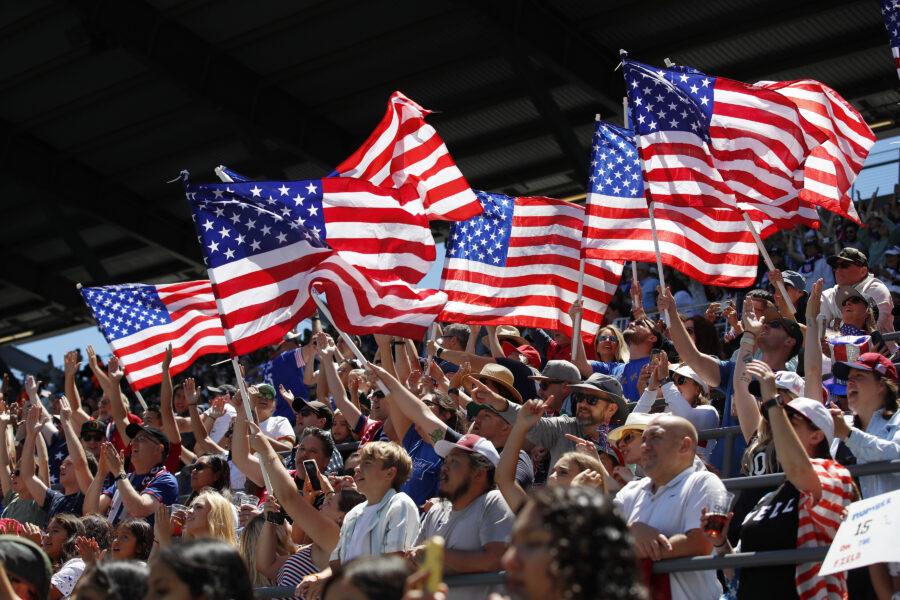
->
xmin=434 ymin=433 xmax=501 ymax=467
xmin=774 ymin=371 xmax=805 ymax=398
xmin=786 ymin=398 xmax=835 ymax=446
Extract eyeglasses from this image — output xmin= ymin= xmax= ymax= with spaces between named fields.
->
xmin=573 ymin=393 xmax=603 ymax=406
xmin=192 ymin=463 xmax=210 ymax=472
xmin=674 ymin=375 xmax=689 ymax=386
xmin=82 ymin=432 xmax=104 ymax=442
xmin=539 ymin=380 xmax=564 ymax=390
xmin=844 ymin=297 xmax=866 ymax=306
xmin=258 ymin=392 xmax=275 ymax=400
xmin=618 ymin=432 xmax=638 ymax=446
xmin=299 ymin=409 xmax=315 ymax=417
xmin=596 ymin=336 xmax=618 ymax=343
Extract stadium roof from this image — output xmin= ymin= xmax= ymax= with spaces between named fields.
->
xmin=2 ymin=0 xmax=899 ymax=344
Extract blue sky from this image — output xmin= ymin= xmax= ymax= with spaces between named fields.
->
xmin=12 ymin=134 xmax=899 ymax=373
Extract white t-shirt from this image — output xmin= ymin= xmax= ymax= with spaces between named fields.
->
xmin=615 ymin=465 xmax=726 ymax=600
xmin=204 ymin=403 xmax=236 ymax=443
xmin=260 ymin=416 xmax=296 ymax=445
xmin=51 ymin=557 xmax=85 ymax=599
xmin=345 ymin=503 xmax=380 ymax=562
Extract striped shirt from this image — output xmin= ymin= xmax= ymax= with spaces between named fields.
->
xmin=277 ymin=545 xmax=317 ymax=597
xmin=796 ymin=459 xmax=854 ymax=600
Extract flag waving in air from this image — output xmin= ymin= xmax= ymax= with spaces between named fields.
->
xmin=79 ymin=281 xmax=228 ymax=389
xmin=184 ymin=174 xmax=446 ymax=356
xmin=333 ymin=91 xmax=483 ymax=222
xmin=440 ymin=191 xmax=622 ymax=335
xmin=583 ymin=119 xmax=758 ymax=287
xmin=882 ymin=0 xmax=900 ymax=79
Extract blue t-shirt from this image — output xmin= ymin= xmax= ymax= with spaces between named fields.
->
xmin=47 ymin=434 xmax=68 ymax=487
xmin=43 ymin=489 xmax=84 ymax=525
xmin=589 ymin=361 xmax=626 ymax=378
xmin=710 ymin=359 xmax=747 ymax=478
xmin=103 ymin=469 xmax=179 ymax=526
xmin=399 ymin=426 xmax=442 ymax=507
xmin=619 ymin=357 xmax=651 ymax=403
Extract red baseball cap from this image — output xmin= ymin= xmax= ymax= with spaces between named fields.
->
xmin=832 ymin=352 xmax=898 ymax=382
xmin=502 ymin=341 xmax=541 ymax=369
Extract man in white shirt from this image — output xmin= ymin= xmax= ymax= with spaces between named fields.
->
xmin=819 ymin=248 xmax=894 ymax=333
xmin=254 ymin=383 xmax=295 ymax=452
xmin=614 ymin=415 xmax=725 ymax=600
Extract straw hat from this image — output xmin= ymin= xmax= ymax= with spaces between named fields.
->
xmin=481 ymin=325 xmax=528 ymax=348
xmin=471 ymin=363 xmax=522 ymax=403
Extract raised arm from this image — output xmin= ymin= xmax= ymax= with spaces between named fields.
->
xmin=314 ymin=333 xmax=362 ymax=426
xmin=83 ymin=446 xmax=109 ymax=517
xmin=63 ymin=351 xmax=91 ymax=429
xmin=232 ymin=402 xmax=265 ymax=487
xmin=0 ymin=403 xmax=14 ymax=497
xmin=158 ymin=345 xmax=181 ymax=447
xmin=103 ymin=442 xmax=160 ymax=518
xmin=21 ymin=406 xmax=48 ymax=506
xmin=104 ymin=356 xmax=132 ymax=446
xmin=24 ymin=377 xmax=57 ymax=442
xmin=768 ymin=270 xmax=796 ymax=319
xmin=733 ymin=299 xmax=765 ymax=443
xmin=497 ymin=399 xmax=545 ymax=513
xmin=656 ymin=287 xmax=721 ymax=388
xmin=248 ymin=423 xmax=341 ymax=553
xmin=365 ymin=362 xmax=446 ymax=445
xmin=484 ymin=326 xmax=506 ymax=360
xmin=425 ymin=339 xmax=495 ymax=372
xmin=184 ymin=379 xmax=226 ymax=455
xmin=256 ymin=496 xmax=291 ymax=580
xmin=804 ymin=279 xmax=825 ymax=400
xmin=747 ymin=361 xmax=821 ymax=497
xmin=57 ymin=397 xmax=93 ymax=493
xmin=568 ymin=300 xmax=594 ymax=378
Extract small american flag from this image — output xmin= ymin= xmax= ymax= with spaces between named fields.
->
xmin=583 ymin=119 xmax=759 ymax=287
xmin=757 ymin=79 xmax=875 ymax=224
xmin=184 ymin=174 xmax=446 ymax=356
xmin=623 ymin=58 xmax=826 ymax=236
xmin=882 ymin=0 xmax=900 ymax=79
xmin=333 ymin=91 xmax=483 ymax=222
xmin=439 ymin=191 xmax=623 ymax=335
xmin=79 ymin=281 xmax=228 ymax=389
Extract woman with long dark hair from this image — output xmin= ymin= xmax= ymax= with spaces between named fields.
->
xmin=72 ymin=561 xmax=148 ymax=600
xmin=144 ymin=540 xmax=253 ymax=600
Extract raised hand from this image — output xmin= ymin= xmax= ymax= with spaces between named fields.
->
xmin=184 ymin=377 xmax=199 ymax=404
xmin=806 ymin=278 xmax=824 ymax=324
xmin=75 ymin=536 xmax=101 ymax=563
xmin=103 ymin=443 xmax=124 ymax=476
xmin=564 ymin=433 xmax=601 ymax=462
xmin=162 ymin=344 xmax=173 ymax=371
xmin=568 ymin=298 xmax=583 ymax=321
xmin=107 ymin=355 xmax=125 ymax=383
xmin=86 ymin=345 xmax=100 ymax=372
xmin=655 ymin=285 xmax=676 ymax=315
xmin=58 ymin=396 xmax=72 ymax=423
xmin=24 ymin=376 xmax=40 ymax=399
xmin=154 ymin=503 xmax=174 ymax=543
xmin=704 ymin=302 xmax=721 ymax=324
xmin=314 ymin=332 xmax=336 ymax=360
xmin=64 ymin=350 xmax=81 ymax=377
xmin=406 ymin=370 xmax=424 ymax=394
xmin=449 ymin=362 xmax=472 ymax=391
xmin=466 ymin=376 xmax=504 ymax=409
xmin=25 ymin=405 xmax=42 ymax=434
xmin=516 ymin=398 xmax=546 ymax=429
xmin=278 ymin=384 xmax=295 ymax=405
xmin=741 ymin=297 xmax=763 ymax=337
xmin=571 ymin=468 xmax=605 ymax=489
xmin=744 ymin=361 xmax=776 ymax=400
xmin=722 ymin=300 xmax=739 ymax=329
xmin=209 ymin=397 xmax=227 ymax=420
xmin=21 ymin=523 xmax=42 ymax=545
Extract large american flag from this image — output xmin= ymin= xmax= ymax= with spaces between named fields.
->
xmin=184 ymin=175 xmax=447 ymax=356
xmin=623 ymin=58 xmax=826 ymax=236
xmin=583 ymin=119 xmax=758 ymax=287
xmin=79 ymin=281 xmax=228 ymax=389
xmin=333 ymin=91 xmax=483 ymax=222
xmin=757 ymin=79 xmax=875 ymax=224
xmin=882 ymin=0 xmax=900 ymax=79
xmin=192 ymin=176 xmax=435 ymax=284
xmin=439 ymin=191 xmax=623 ymax=335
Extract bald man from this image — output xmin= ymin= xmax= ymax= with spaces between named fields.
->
xmin=614 ymin=415 xmax=727 ymax=600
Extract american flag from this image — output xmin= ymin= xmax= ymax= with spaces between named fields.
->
xmin=184 ymin=174 xmax=446 ymax=356
xmin=882 ymin=0 xmax=900 ymax=79
xmin=191 ymin=176 xmax=435 ymax=284
xmin=333 ymin=91 xmax=483 ymax=222
xmin=623 ymin=58 xmax=826 ymax=236
xmin=439 ymin=191 xmax=623 ymax=335
xmin=757 ymin=79 xmax=875 ymax=224
xmin=583 ymin=119 xmax=758 ymax=287
xmin=79 ymin=281 xmax=228 ymax=389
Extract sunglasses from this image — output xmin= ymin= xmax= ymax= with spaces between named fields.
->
xmin=674 ymin=374 xmax=689 ymax=386
xmin=192 ymin=463 xmax=211 ymax=472
xmin=844 ymin=297 xmax=867 ymax=306
xmin=539 ymin=380 xmax=564 ymax=390
xmin=596 ymin=335 xmax=618 ymax=343
xmin=298 ymin=409 xmax=316 ymax=417
xmin=573 ymin=393 xmax=604 ymax=406
xmin=259 ymin=392 xmax=275 ymax=400
xmin=618 ymin=432 xmax=638 ymax=446
xmin=834 ymin=261 xmax=856 ymax=269
xmin=82 ymin=432 xmax=104 ymax=442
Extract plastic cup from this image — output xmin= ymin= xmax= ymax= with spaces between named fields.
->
xmin=169 ymin=504 xmax=188 ymax=534
xmin=704 ymin=491 xmax=734 ymax=539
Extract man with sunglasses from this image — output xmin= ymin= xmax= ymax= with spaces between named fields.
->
xmin=620 ymin=318 xmax=665 ymax=402
xmin=528 ymin=360 xmax=581 ymax=417
xmin=78 ymin=420 xmax=106 ymax=458
xmin=819 ymin=247 xmax=894 ymax=334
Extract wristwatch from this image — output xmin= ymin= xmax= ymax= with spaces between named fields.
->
xmin=658 ymin=377 xmax=672 ymax=386
xmin=436 ymin=347 xmax=444 ymax=359
xmin=115 ymin=472 xmax=128 ymax=481
xmin=760 ymin=396 xmax=784 ymax=421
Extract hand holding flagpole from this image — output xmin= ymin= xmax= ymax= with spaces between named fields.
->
xmin=741 ymin=214 xmax=796 ymax=316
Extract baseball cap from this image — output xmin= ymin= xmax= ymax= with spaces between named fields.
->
xmin=207 ymin=384 xmax=238 ymax=396
xmin=256 ymin=383 xmax=277 ymax=398
xmin=748 ymin=370 xmax=805 ymax=399
xmin=670 ymin=363 xmax=708 ymax=394
xmin=292 ymin=398 xmax=334 ymax=424
xmin=501 ymin=341 xmax=541 ymax=370
xmin=832 ymin=352 xmax=899 ymax=382
xmin=569 ymin=373 xmax=628 ymax=422
xmin=835 ymin=286 xmax=873 ymax=309
xmin=827 ymin=247 xmax=868 ymax=268
xmin=434 ymin=433 xmax=501 ymax=467
xmin=781 ymin=271 xmax=807 ymax=291
xmin=0 ymin=535 xmax=52 ymax=600
xmin=528 ymin=360 xmax=581 ymax=384
xmin=125 ymin=423 xmax=170 ymax=456
xmin=80 ymin=419 xmax=106 ymax=436
xmin=823 ymin=377 xmax=847 ymax=397
xmin=786 ymin=398 xmax=835 ymax=446
xmin=465 ymin=401 xmax=510 ymax=424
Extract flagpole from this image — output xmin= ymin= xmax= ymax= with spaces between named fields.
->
xmin=572 ymin=259 xmax=585 ymax=363
xmin=620 ymin=100 xmax=641 ymax=308
xmin=230 ymin=357 xmax=274 ymax=492
xmin=741 ymin=214 xmax=796 ymax=315
xmin=647 ymin=203 xmax=672 ymax=327
xmin=311 ymin=294 xmax=390 ymax=395
xmin=133 ymin=391 xmax=148 ymax=412
xmin=422 ymin=322 xmax=438 ymax=382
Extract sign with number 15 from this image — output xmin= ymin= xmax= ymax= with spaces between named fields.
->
xmin=820 ymin=489 xmax=900 ymax=576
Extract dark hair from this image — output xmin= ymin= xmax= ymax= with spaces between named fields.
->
xmin=682 ymin=315 xmax=725 ymax=359
xmin=187 ymin=453 xmax=232 ymax=504
xmin=85 ymin=454 xmax=99 ymax=477
xmin=881 ymin=379 xmax=899 ymax=420
xmin=745 ymin=289 xmax=775 ymax=304
xmin=77 ymin=560 xmax=149 ymax=600
xmin=322 ymin=555 xmax=411 ymax=600
xmin=299 ymin=427 xmax=335 ymax=461
xmin=468 ymin=452 xmax=496 ymax=490
xmin=524 ymin=486 xmax=647 ymax=600
xmin=156 ymin=540 xmax=254 ymax=600
xmin=81 ymin=514 xmax=114 ymax=552
xmin=337 ymin=489 xmax=367 ymax=513
xmin=49 ymin=513 xmax=85 ymax=566
xmin=117 ymin=518 xmax=153 ymax=561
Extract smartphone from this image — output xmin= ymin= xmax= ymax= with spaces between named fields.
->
xmin=649 ymin=348 xmax=662 ymax=366
xmin=419 ymin=536 xmax=445 ymax=594
xmin=266 ymin=510 xmax=285 ymax=525
xmin=303 ymin=460 xmax=322 ymax=492
xmin=871 ymin=330 xmax=885 ymax=350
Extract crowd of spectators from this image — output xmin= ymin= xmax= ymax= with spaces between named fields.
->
xmin=0 ymin=204 xmax=899 ymax=600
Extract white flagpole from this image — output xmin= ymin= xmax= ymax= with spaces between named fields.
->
xmin=133 ymin=391 xmax=148 ymax=412
xmin=230 ymin=357 xmax=273 ymax=491
xmin=311 ymin=294 xmax=390 ymax=395
xmin=742 ymin=214 xmax=796 ymax=315
xmin=572 ymin=260 xmax=585 ymax=363
xmin=647 ymin=203 xmax=672 ymax=327
xmin=621 ymin=99 xmax=641 ymax=308
xmin=422 ymin=322 xmax=438 ymax=381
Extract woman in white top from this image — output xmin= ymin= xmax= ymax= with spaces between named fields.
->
xmin=636 ymin=352 xmax=719 ymax=457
